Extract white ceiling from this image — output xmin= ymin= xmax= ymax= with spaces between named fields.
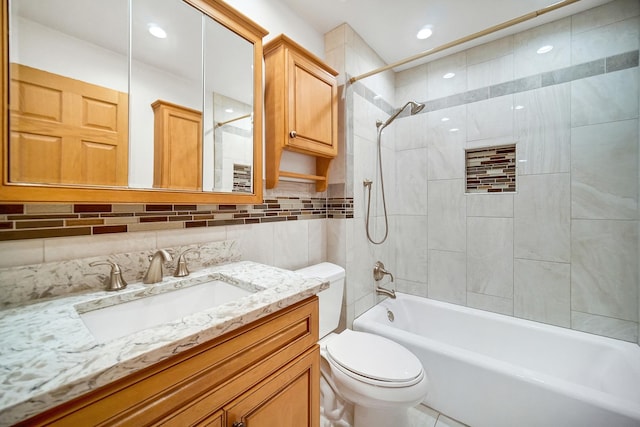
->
xmin=276 ymin=0 xmax=612 ymax=71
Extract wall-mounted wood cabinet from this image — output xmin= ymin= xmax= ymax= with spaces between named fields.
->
xmin=264 ymin=34 xmax=338 ymax=192
xmin=21 ymin=297 xmax=320 ymax=427
xmin=152 ymin=99 xmax=203 ymax=191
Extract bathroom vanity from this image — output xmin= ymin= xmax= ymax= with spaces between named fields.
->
xmin=0 ymin=258 xmax=325 ymax=426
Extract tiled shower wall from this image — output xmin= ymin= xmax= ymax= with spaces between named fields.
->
xmin=325 ymin=0 xmax=640 ymax=342
xmin=386 ymin=0 xmax=639 ymax=342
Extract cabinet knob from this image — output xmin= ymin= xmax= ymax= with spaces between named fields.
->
xmin=232 ymin=422 xmax=245 ymax=427
xmin=289 ymin=130 xmax=297 ymax=138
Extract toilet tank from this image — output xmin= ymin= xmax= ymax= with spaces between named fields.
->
xmin=295 ymin=262 xmax=345 ymax=339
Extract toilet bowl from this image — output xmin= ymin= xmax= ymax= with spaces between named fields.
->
xmin=296 ymin=263 xmax=428 ymax=427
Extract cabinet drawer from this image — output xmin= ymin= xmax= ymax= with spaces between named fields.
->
xmin=23 ymin=297 xmax=318 ymax=426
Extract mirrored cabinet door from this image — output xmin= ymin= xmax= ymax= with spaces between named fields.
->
xmin=2 ymin=0 xmax=267 ymax=203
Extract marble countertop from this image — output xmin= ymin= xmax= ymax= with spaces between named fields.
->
xmin=0 ymin=261 xmax=326 ymax=426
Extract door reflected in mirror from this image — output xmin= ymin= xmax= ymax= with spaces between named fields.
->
xmin=7 ymin=0 xmax=257 ymax=194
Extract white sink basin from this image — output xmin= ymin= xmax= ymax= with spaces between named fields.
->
xmin=79 ymin=280 xmax=253 ymax=343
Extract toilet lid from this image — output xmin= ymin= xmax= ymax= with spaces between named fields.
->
xmin=326 ymin=329 xmax=423 ymax=384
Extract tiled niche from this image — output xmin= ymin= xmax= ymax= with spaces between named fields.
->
xmin=465 ymin=145 xmax=516 ymax=193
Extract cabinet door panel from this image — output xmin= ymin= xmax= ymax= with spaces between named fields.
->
xmin=225 ymin=347 xmax=319 ymax=427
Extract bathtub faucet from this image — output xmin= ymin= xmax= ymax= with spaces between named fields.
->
xmin=375 ymin=285 xmax=396 ymax=299
xmin=374 ymin=261 xmax=396 ymax=299
xmin=373 ymin=261 xmax=394 ymax=282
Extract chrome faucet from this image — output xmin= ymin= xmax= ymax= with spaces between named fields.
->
xmin=143 ymin=249 xmax=173 ymax=284
xmin=373 ymin=261 xmax=396 ymax=299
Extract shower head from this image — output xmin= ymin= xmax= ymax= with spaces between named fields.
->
xmin=377 ymin=100 xmax=425 ymax=130
xmin=409 ymin=100 xmax=425 ymax=115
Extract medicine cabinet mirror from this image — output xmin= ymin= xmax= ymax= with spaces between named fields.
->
xmin=1 ymin=0 xmax=266 ymax=203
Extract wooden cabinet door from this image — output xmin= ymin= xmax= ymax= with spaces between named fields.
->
xmin=285 ymin=50 xmax=337 ymax=158
xmin=224 ymin=347 xmax=320 ymax=427
xmin=9 ymin=64 xmax=128 ymax=186
xmin=151 ymin=100 xmax=203 ymax=191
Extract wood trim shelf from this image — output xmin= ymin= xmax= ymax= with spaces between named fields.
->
xmin=279 ymin=171 xmax=326 ymax=182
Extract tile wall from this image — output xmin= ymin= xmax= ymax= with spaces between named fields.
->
xmin=325 ymin=0 xmax=640 ymax=343
xmin=0 ymin=184 xmax=334 ymax=272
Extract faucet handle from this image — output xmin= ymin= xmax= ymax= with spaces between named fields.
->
xmin=373 ymin=261 xmax=394 ymax=282
xmin=174 ymin=248 xmax=196 ymax=277
xmin=89 ymin=260 xmax=128 ymax=291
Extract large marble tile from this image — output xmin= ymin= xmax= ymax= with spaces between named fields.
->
xmin=572 ymin=219 xmax=638 ymax=322
xmin=272 ymin=220 xmax=309 ymax=270
xmin=308 ymin=219 xmax=327 ymax=266
xmin=0 ymin=239 xmax=44 ymax=268
xmin=395 ymin=63 xmax=428 ymax=106
xmin=514 ymin=259 xmax=571 ymax=327
xmin=227 ymin=223 xmax=275 ymax=265
xmin=466 ymin=36 xmax=514 ymax=66
xmin=395 ymin=278 xmax=428 ymax=298
xmin=571 ymin=310 xmax=638 ymax=343
xmin=394 ymin=113 xmax=428 ymax=151
xmin=572 ymin=16 xmax=639 ymax=64
xmin=466 ymin=193 xmax=514 ymax=218
xmin=467 ymin=53 xmax=514 ymax=91
xmin=467 ymin=217 xmax=514 ymax=299
xmin=427 ymin=52 xmax=467 ymax=99
xmin=571 ymin=67 xmax=639 ymax=127
xmin=394 ymin=148 xmax=428 ymax=215
xmin=326 ymin=218 xmax=347 ymax=266
xmin=427 ymin=106 xmax=466 ymax=180
xmin=571 ymin=0 xmax=640 ymax=35
xmin=466 ymin=96 xmax=515 ymax=142
xmin=466 ymin=291 xmax=513 ymax=316
xmin=428 ymin=179 xmax=466 ymax=252
xmin=428 ymin=250 xmax=466 ymax=305
xmin=353 ymin=134 xmax=377 ymax=219
xmin=394 ymin=215 xmax=428 ymax=283
xmin=514 ymin=174 xmax=571 ymax=263
xmin=514 ymin=18 xmax=572 ymax=78
xmin=571 ymin=119 xmax=639 ymax=220
xmin=514 ymin=83 xmax=571 ymax=175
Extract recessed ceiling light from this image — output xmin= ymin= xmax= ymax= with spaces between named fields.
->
xmin=416 ymin=26 xmax=433 ymax=40
xmin=537 ymin=45 xmax=553 ymax=54
xmin=443 ymin=72 xmax=455 ymax=79
xmin=225 ymin=108 xmax=234 ymax=113
xmin=441 ymin=117 xmax=450 ymax=122
xmin=449 ymin=128 xmax=459 ymax=132
xmin=148 ymin=24 xmax=167 ymax=39
xmin=514 ymin=105 xmax=525 ymax=110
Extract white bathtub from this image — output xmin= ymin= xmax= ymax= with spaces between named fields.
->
xmin=352 ymin=293 xmax=640 ymax=427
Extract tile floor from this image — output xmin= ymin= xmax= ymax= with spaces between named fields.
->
xmin=408 ymin=404 xmax=470 ymax=427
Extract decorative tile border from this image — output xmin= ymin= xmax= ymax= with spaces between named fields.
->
xmin=352 ymin=50 xmax=639 ymax=116
xmin=466 ymin=145 xmax=516 ymax=193
xmin=0 ymin=197 xmax=339 ymax=242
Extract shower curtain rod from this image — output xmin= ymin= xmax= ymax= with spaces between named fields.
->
xmin=215 ymin=113 xmax=252 ymax=128
xmin=348 ymin=0 xmax=580 ymax=84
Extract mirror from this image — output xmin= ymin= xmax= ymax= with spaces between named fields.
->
xmin=1 ymin=0 xmax=266 ymax=203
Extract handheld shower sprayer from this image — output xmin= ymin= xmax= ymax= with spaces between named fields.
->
xmin=365 ymin=100 xmax=425 ymax=245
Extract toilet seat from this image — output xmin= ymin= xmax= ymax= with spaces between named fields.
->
xmin=325 ymin=329 xmax=424 ymax=387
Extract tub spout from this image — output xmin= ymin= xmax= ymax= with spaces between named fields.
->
xmin=375 ymin=285 xmax=396 ymax=299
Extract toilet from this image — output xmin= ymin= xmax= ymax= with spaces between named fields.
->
xmin=296 ymin=262 xmax=428 ymax=427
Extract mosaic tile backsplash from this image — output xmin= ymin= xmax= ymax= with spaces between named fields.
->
xmin=0 ymin=197 xmax=354 ymax=242
xmin=466 ymin=145 xmax=516 ymax=193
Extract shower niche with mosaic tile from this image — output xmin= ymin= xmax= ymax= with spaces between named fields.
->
xmin=465 ymin=144 xmax=516 ymax=193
